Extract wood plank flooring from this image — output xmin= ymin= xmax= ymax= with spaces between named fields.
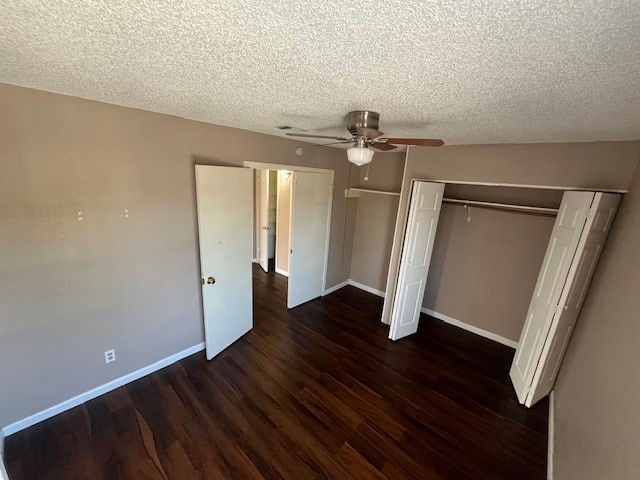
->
xmin=5 ymin=265 xmax=548 ymax=479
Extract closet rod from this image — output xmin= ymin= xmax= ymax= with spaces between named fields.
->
xmin=442 ymin=198 xmax=559 ymax=217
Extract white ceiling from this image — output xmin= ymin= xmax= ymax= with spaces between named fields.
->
xmin=1 ymin=1 xmax=639 ymax=146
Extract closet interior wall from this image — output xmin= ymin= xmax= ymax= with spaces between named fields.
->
xmin=423 ymin=185 xmax=559 ymax=343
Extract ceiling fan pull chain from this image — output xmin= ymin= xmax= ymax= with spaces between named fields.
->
xmin=364 ymin=163 xmax=371 ymax=181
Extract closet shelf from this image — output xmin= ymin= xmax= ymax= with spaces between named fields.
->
xmin=345 ymin=188 xmax=401 ymax=198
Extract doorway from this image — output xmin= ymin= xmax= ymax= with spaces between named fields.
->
xmin=247 ymin=161 xmax=334 ymax=309
xmin=255 ymin=169 xmax=280 ymax=273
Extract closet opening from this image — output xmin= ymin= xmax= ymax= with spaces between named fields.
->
xmin=384 ymin=180 xmax=622 ymax=407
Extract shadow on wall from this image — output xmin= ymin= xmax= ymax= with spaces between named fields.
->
xmin=423 ymin=204 xmax=455 ymax=302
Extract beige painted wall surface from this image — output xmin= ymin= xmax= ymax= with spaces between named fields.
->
xmin=351 ymin=152 xmax=406 ymax=191
xmin=553 ymin=164 xmax=640 ymax=479
xmin=0 ymin=83 xmax=354 ymax=428
xmin=423 ymin=205 xmax=555 ymax=341
xmin=349 ymin=153 xmax=405 ymax=292
xmin=275 ymin=170 xmax=291 ymax=274
xmin=382 ymin=142 xmax=640 ymax=324
xmin=350 ymin=194 xmax=400 ymax=292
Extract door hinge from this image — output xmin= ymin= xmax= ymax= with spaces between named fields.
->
xmin=585 ymin=208 xmax=593 ymax=220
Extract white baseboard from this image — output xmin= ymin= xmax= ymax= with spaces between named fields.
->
xmin=347 ymin=280 xmax=385 ymax=298
xmin=548 ymin=390 xmax=555 ymax=479
xmin=323 ymin=280 xmax=349 ymax=295
xmin=275 ymin=267 xmax=289 ymax=277
xmin=322 ymin=279 xmax=386 ymax=298
xmin=337 ymin=281 xmax=518 ymax=350
xmin=1 ymin=342 xmax=206 ymax=437
xmin=421 ymin=308 xmax=519 ymax=349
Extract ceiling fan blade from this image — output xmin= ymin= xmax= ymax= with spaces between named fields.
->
xmin=323 ymin=140 xmax=354 ymax=146
xmin=286 ymin=133 xmax=349 ymax=141
xmin=371 ymin=142 xmax=397 ymax=151
xmin=357 ymin=127 xmax=383 ymax=140
xmin=382 ymin=138 xmax=444 ymax=147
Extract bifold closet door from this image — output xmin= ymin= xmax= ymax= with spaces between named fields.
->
xmin=510 ymin=191 xmax=620 ymax=407
xmin=389 ymin=181 xmax=444 ymax=341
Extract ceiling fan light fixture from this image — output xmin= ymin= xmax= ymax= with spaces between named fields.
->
xmin=347 ymin=146 xmax=374 ymax=166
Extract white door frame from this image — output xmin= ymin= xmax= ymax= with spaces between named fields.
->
xmin=244 ymin=161 xmax=334 ymax=294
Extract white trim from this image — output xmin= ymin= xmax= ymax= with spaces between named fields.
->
xmin=421 ymin=308 xmax=519 ymax=349
xmin=1 ymin=342 xmax=206 ymax=437
xmin=548 ymin=390 xmax=555 ymax=480
xmin=0 ymin=430 xmax=7 ymax=480
xmin=323 ymin=280 xmax=349 ymax=295
xmin=413 ymin=178 xmax=627 ymax=194
xmin=381 ymin=152 xmax=411 ymax=325
xmin=348 ymin=280 xmax=385 ymax=298
xmin=346 ymin=281 xmax=519 ymax=349
xmin=0 ymin=456 xmax=7 ymax=480
xmin=243 ymin=161 xmax=333 ymax=175
xmin=275 ymin=267 xmax=289 ymax=277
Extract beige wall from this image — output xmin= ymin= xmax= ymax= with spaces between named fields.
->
xmin=382 ymin=142 xmax=640 ymax=324
xmin=275 ymin=170 xmax=291 ymax=274
xmin=350 ymin=193 xmax=400 ymax=292
xmin=349 ymin=153 xmax=405 ymax=291
xmin=0 ymin=83 xmax=354 ymax=428
xmin=423 ymin=204 xmax=555 ymax=341
xmin=553 ymin=164 xmax=640 ymax=479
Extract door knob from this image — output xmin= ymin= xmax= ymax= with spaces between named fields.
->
xmin=207 ymin=276 xmax=216 ymax=285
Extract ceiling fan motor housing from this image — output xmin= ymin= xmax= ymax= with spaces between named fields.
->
xmin=347 ymin=110 xmax=380 ymax=137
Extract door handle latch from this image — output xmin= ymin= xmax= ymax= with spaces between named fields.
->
xmin=207 ymin=276 xmax=216 ymax=285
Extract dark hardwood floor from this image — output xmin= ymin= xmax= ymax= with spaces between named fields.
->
xmin=5 ymin=265 xmax=548 ymax=479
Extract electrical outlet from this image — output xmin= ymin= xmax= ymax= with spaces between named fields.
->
xmin=104 ymin=349 xmax=116 ymax=364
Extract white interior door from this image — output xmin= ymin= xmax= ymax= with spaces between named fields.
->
xmin=288 ymin=171 xmax=332 ymax=308
xmin=518 ymin=192 xmax=620 ymax=406
xmin=389 ymin=181 xmax=445 ymax=341
xmin=256 ymin=169 xmax=270 ymax=272
xmin=195 ymin=165 xmax=253 ymax=360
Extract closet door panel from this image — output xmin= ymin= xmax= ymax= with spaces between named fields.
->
xmin=510 ymin=191 xmax=594 ymax=404
xmin=525 ymin=192 xmax=620 ymax=406
xmin=389 ymin=181 xmax=444 ymax=341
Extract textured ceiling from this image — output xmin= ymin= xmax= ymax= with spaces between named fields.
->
xmin=1 ymin=0 xmax=639 ymax=145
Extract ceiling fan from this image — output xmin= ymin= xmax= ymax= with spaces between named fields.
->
xmin=285 ymin=111 xmax=444 ymax=166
